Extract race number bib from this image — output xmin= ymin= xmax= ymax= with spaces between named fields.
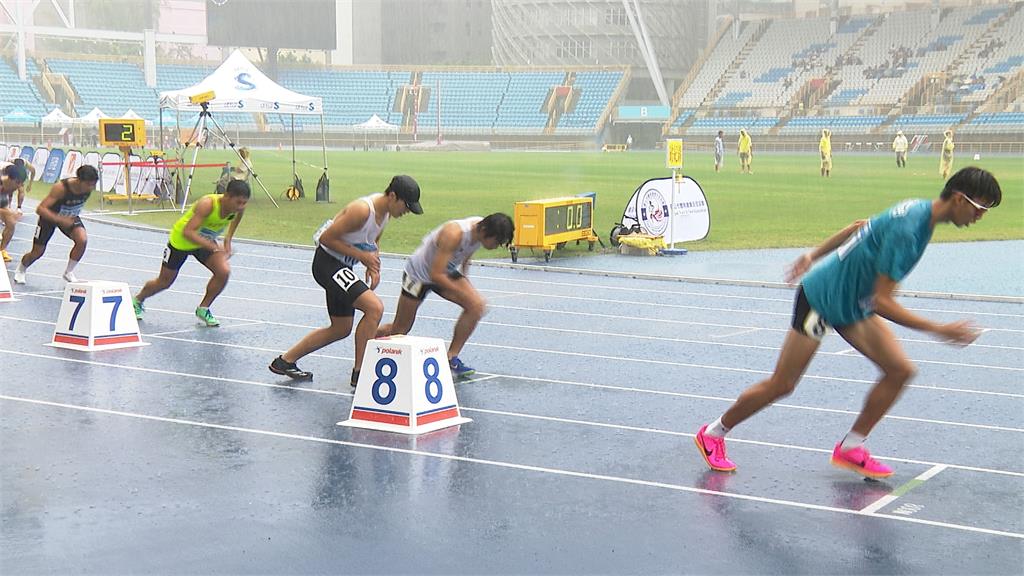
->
xmin=401 ymin=273 xmax=427 ymax=299
xmin=333 ymin=267 xmax=361 ymax=291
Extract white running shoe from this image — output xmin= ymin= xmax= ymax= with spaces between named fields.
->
xmin=13 ymin=266 xmax=26 ymax=284
xmin=62 ymin=271 xmax=79 ymax=283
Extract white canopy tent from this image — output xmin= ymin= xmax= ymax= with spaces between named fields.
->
xmin=76 ymin=107 xmax=108 ymax=125
xmin=41 ymin=108 xmax=75 ymax=127
xmin=353 ymin=114 xmax=400 ymax=150
xmin=157 ymin=50 xmax=329 ymax=205
xmin=121 ymin=109 xmax=153 ymax=125
xmin=353 ymin=114 xmax=399 ymax=132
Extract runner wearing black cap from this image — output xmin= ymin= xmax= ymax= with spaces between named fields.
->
xmin=270 ymin=175 xmax=423 ymax=386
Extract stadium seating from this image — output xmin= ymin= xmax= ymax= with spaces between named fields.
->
xmin=686 ymin=116 xmax=778 ymax=136
xmin=556 ymin=70 xmax=624 ymax=135
xmin=960 ymin=112 xmax=1024 ymax=133
xmin=777 ymin=115 xmax=886 ymax=135
xmin=47 ymin=59 xmax=159 ymax=120
xmin=950 ymin=6 xmax=1024 ymax=104
xmin=677 ymin=22 xmax=757 ymax=109
xmin=0 ymin=59 xmax=47 ymax=117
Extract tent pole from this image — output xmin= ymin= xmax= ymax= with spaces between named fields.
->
xmin=320 ymin=112 xmax=327 ymax=174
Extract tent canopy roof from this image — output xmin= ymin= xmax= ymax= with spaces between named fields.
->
xmin=354 ymin=114 xmax=399 ymax=131
xmin=159 ymin=50 xmax=322 ymax=116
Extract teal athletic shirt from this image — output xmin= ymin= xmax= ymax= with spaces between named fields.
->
xmin=802 ymin=199 xmax=933 ymax=327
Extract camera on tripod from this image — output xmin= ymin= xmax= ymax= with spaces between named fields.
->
xmin=189 ymin=91 xmax=216 ymax=105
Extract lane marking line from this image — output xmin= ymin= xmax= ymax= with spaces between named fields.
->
xmin=3 ymin=394 xmax=1022 ymax=540
xmin=860 ymin=464 xmax=948 ymax=514
xmin=4 ymin=305 xmax=1022 ymax=401
xmin=2 ymin=348 xmax=1023 ymax=478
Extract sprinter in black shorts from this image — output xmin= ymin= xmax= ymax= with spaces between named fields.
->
xmin=13 ymin=165 xmax=98 ymax=284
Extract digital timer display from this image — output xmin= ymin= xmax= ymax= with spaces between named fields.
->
xmin=99 ymin=119 xmax=146 ymax=147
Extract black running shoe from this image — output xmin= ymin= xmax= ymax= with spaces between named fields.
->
xmin=269 ymin=356 xmax=313 ymax=380
xmin=350 ymin=369 xmax=360 ymax=388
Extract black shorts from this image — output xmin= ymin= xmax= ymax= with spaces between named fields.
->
xmin=0 ymin=193 xmax=10 ymax=210
xmin=791 ymin=286 xmax=831 ymax=342
xmin=162 ymin=243 xmax=214 ymax=271
xmin=312 ymin=246 xmax=370 ymax=318
xmin=399 ymin=270 xmax=464 ymax=301
xmin=34 ymin=216 xmax=84 ymax=246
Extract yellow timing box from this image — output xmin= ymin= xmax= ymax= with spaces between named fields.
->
xmin=98 ymin=118 xmax=146 ymax=148
xmin=511 ymin=196 xmax=599 ymax=263
xmin=189 ymin=90 xmax=216 ymax=105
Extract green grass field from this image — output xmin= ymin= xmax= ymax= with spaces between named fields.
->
xmin=70 ymin=148 xmax=1022 ymax=256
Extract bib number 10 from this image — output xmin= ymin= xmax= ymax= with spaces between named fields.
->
xmin=370 ymin=357 xmax=445 ymax=405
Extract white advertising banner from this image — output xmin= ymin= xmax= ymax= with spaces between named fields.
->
xmin=624 ymin=176 xmax=710 ymax=244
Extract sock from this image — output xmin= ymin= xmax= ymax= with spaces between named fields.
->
xmin=840 ymin=431 xmax=866 ymax=452
xmin=65 ymin=260 xmax=79 ymax=275
xmin=16 ymin=263 xmax=26 ymax=274
xmin=705 ymin=416 xmax=730 ymax=438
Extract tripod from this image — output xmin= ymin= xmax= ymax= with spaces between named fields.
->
xmin=179 ymin=102 xmax=279 ymax=212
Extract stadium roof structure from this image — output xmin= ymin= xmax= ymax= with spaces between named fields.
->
xmin=158 ymin=50 xmax=323 ymax=116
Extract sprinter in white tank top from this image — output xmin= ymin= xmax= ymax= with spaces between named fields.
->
xmin=270 ymin=175 xmax=423 ymax=386
xmin=377 ymin=212 xmax=513 ymax=379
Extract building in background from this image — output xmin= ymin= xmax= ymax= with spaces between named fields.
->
xmin=491 ymin=0 xmax=709 ymax=102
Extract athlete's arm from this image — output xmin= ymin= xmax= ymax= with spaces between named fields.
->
xmin=785 ymin=219 xmax=868 ymax=283
xmin=182 ymin=197 xmax=220 ymax=252
xmin=222 ymin=209 xmax=245 ymax=257
xmin=36 ymin=182 xmax=74 ymax=227
xmin=873 ymin=274 xmax=979 ymax=346
xmin=429 ymin=224 xmax=470 ymax=304
xmin=320 ymin=201 xmax=382 ymax=278
xmin=23 ymin=162 xmax=35 ymax=193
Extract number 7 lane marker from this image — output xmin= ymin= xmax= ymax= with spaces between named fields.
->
xmin=860 ymin=464 xmax=948 ymax=514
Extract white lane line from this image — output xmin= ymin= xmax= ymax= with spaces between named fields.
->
xmin=860 ymin=464 xmax=948 ymax=514
xmin=461 ymin=374 xmax=500 ymax=384
xmin=2 ymin=394 xmax=1021 ymax=540
xmin=147 ymin=320 xmax=265 ymax=337
xmin=18 ymin=276 xmax=1024 ymax=374
xmin=6 ymin=344 xmax=1024 ymax=461
xmin=4 ymin=301 xmax=1023 ymax=401
xmin=15 ymin=233 xmax=1024 ymax=317
xmin=712 ymin=328 xmax=761 ymax=339
xmin=56 ymin=230 xmax=1024 ymax=306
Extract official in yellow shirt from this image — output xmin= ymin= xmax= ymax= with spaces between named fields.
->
xmin=738 ymin=129 xmax=753 ymax=174
xmin=819 ymin=129 xmax=832 ymax=177
xmin=940 ymin=129 xmax=955 ymax=180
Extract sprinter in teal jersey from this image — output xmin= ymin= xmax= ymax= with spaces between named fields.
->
xmin=696 ymin=167 xmax=1002 ymax=479
xmin=133 ymin=180 xmax=250 ymax=327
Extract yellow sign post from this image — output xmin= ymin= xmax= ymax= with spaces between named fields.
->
xmin=663 ymin=139 xmax=687 ymax=255
xmin=666 ymin=138 xmax=683 ymax=170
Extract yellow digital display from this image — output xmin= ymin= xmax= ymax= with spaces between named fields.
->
xmin=99 ymin=119 xmax=146 ymax=147
xmin=512 ymin=196 xmax=598 ymax=262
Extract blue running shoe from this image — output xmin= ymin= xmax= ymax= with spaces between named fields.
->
xmin=449 ymin=356 xmax=476 ymax=379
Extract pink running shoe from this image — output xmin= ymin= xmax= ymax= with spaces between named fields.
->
xmin=830 ymin=443 xmax=893 ymax=479
xmin=695 ymin=424 xmax=736 ymax=472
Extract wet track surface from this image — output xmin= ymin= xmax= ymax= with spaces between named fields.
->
xmin=2 ymin=214 xmax=1022 ymax=574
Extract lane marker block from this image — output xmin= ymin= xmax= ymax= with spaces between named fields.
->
xmin=48 ymin=281 xmax=148 ymax=351
xmin=0 ymin=265 xmax=16 ymax=302
xmin=339 ymin=335 xmax=471 ymax=435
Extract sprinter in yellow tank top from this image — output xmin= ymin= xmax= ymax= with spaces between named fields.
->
xmin=132 ymin=180 xmax=250 ymax=327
